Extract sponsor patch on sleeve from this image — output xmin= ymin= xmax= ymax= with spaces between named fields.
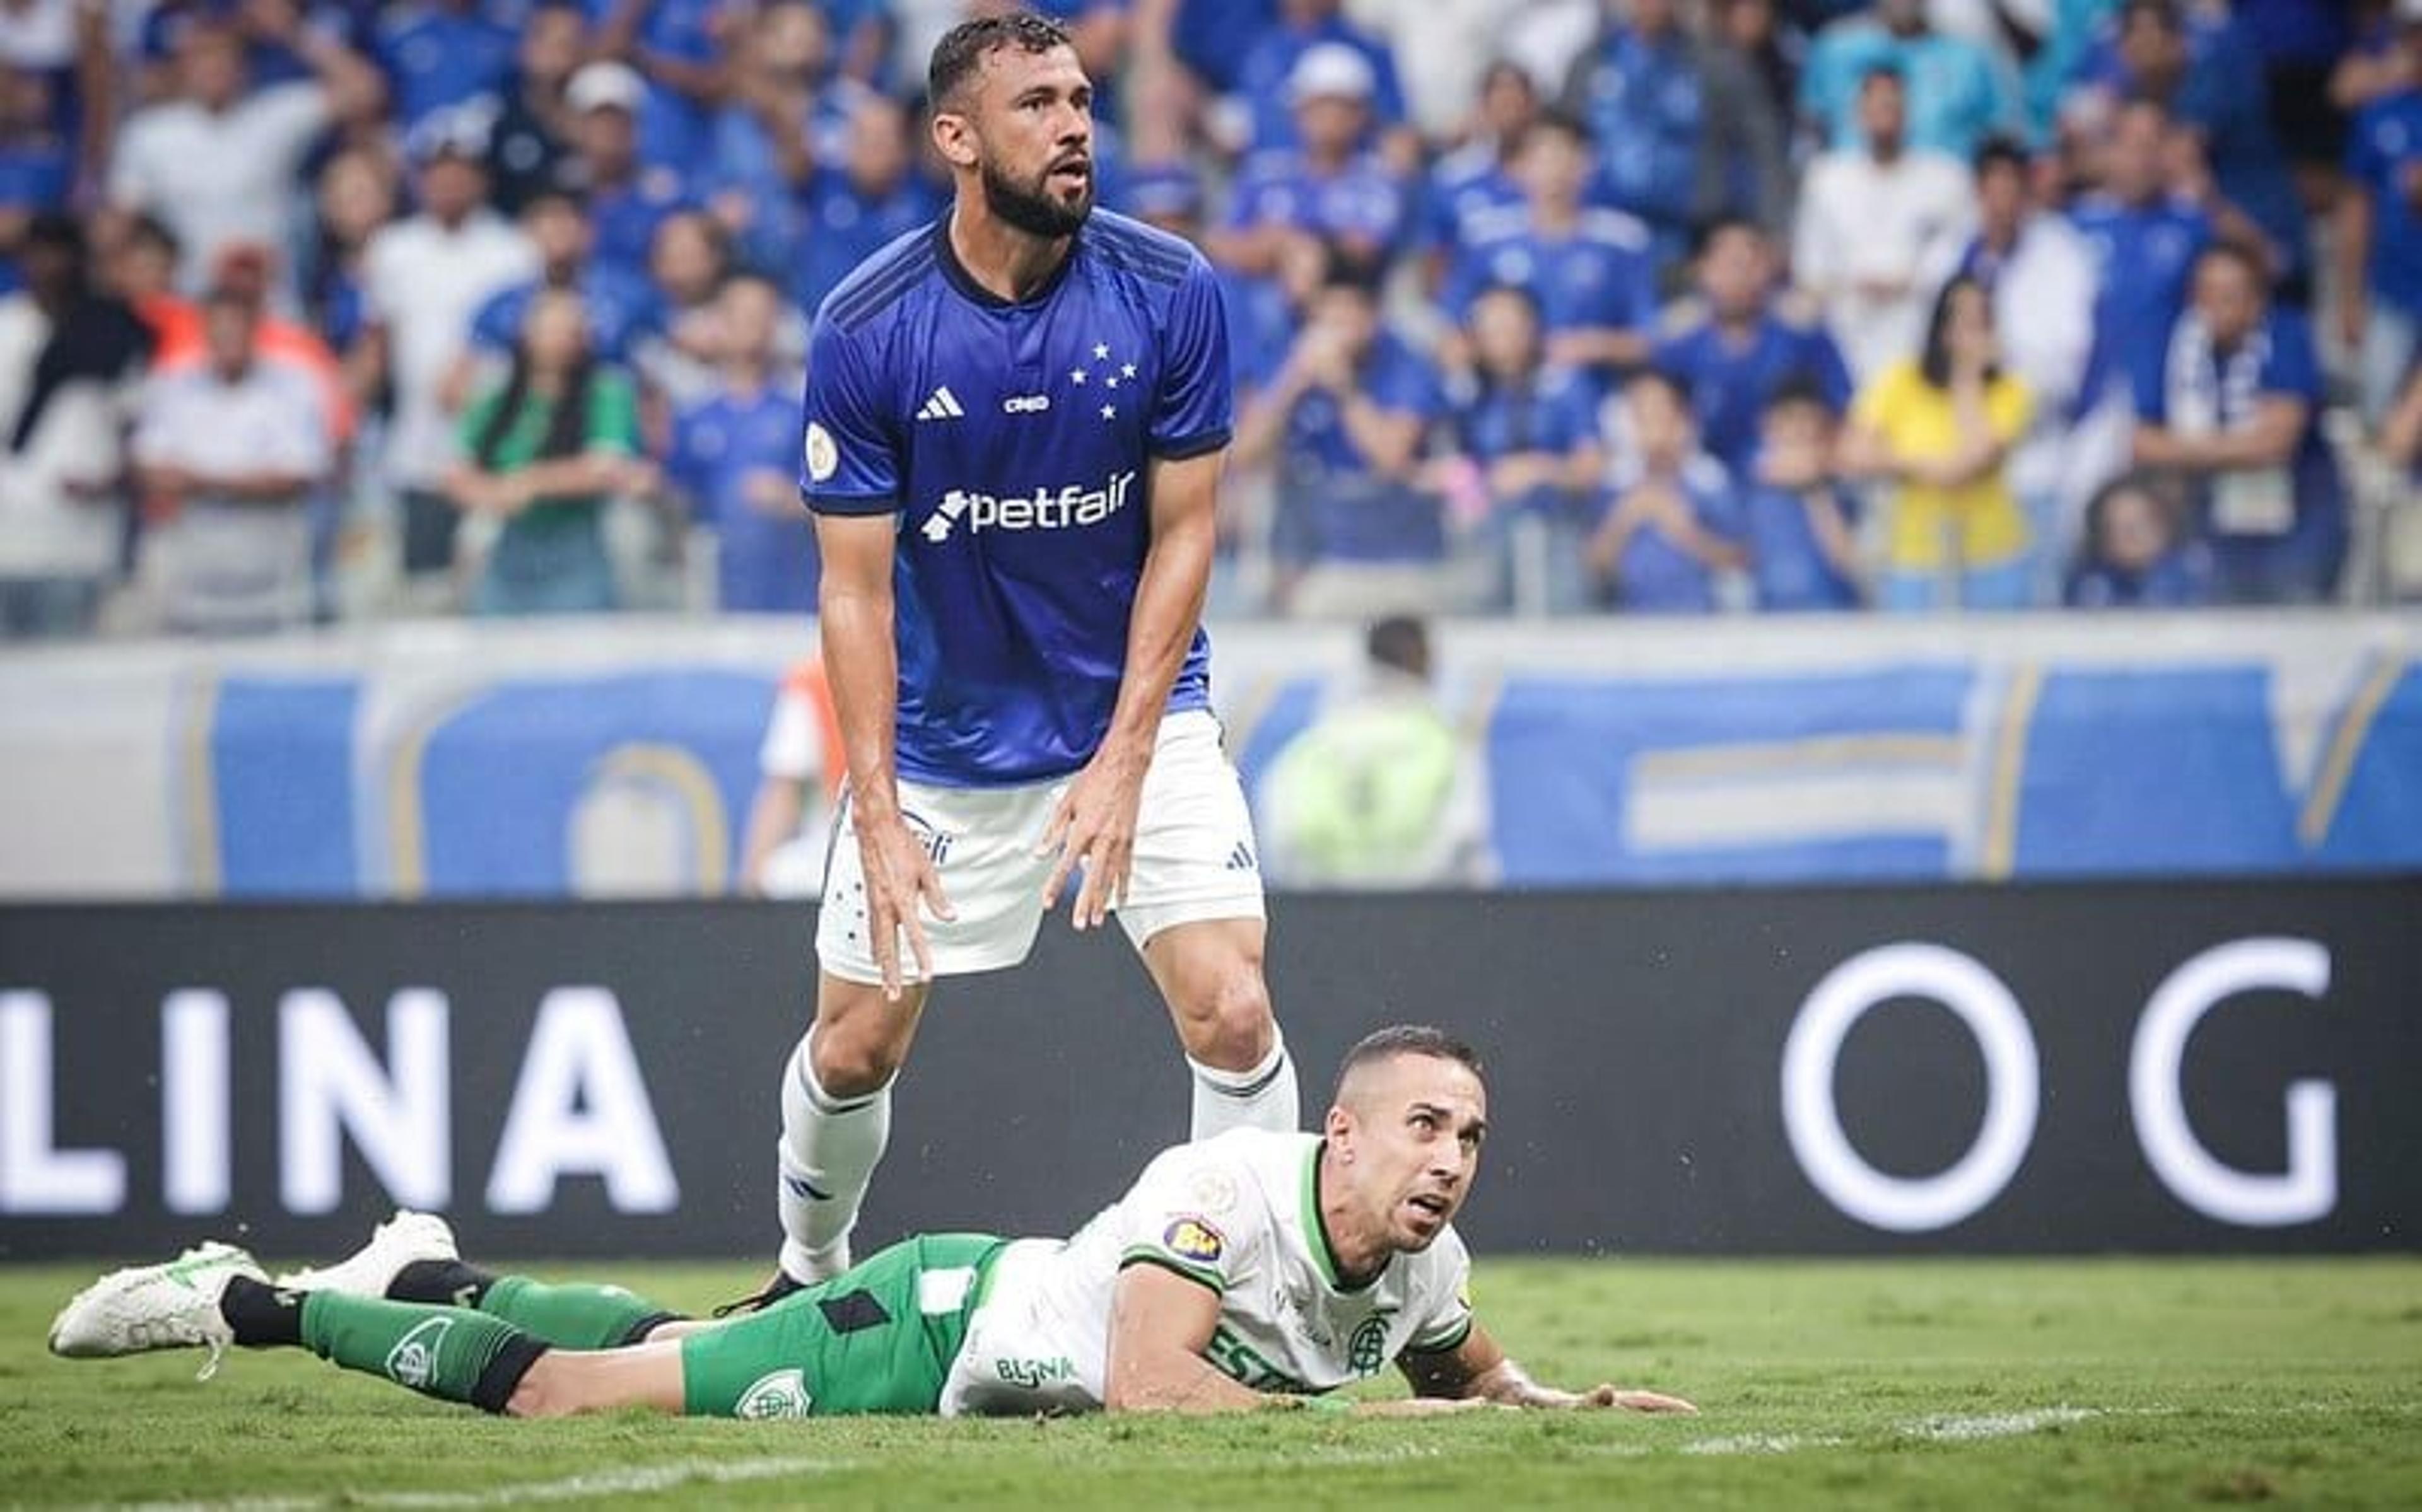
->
xmin=804 ymin=421 xmax=838 ymax=482
xmin=1161 ymin=1216 xmax=1227 ymax=1265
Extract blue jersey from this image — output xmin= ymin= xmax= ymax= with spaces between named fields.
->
xmin=673 ymin=381 xmax=820 ymax=614
xmin=1442 ymin=206 xmax=1658 ymax=339
xmin=472 ymin=265 xmax=662 ymax=364
xmin=1600 ymin=456 xmax=1738 ymax=614
xmin=377 ymin=5 xmax=518 ymax=132
xmin=1741 ymin=481 xmax=1862 ymax=611
xmin=797 ymin=212 xmax=1232 ymax=786
xmin=2346 ymin=91 xmax=2422 ymax=318
xmin=2069 ymin=194 xmax=2209 ymax=404
xmin=1651 ymin=309 xmax=1853 ymax=475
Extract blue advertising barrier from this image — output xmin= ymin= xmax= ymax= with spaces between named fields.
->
xmin=0 ymin=615 xmax=2412 ymax=897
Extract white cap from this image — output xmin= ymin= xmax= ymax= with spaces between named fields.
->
xmin=566 ymin=61 xmax=646 ymax=115
xmin=1288 ymin=42 xmax=1376 ymax=105
xmin=2398 ymin=0 xmax=2422 ymax=26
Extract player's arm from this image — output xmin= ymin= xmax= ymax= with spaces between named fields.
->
xmin=1103 ymin=1261 xmax=1271 ymax=1413
xmin=1398 ymin=1320 xmax=1697 ymax=1414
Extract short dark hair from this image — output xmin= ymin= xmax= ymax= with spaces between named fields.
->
xmin=1972 ymin=134 xmax=2030 ymax=178
xmin=1693 ymin=214 xmax=1765 ymax=260
xmin=1524 ymin=105 xmax=1591 ymax=148
xmin=2194 ymin=237 xmax=2267 ymax=289
xmin=1625 ymin=364 xmax=1690 ymax=408
xmin=928 ymin=11 xmax=1074 ymax=110
xmin=1764 ymin=371 xmax=1835 ymax=417
xmin=1333 ymin=1026 xmax=1484 ymax=1101
xmin=1365 ymin=615 xmax=1430 ymax=678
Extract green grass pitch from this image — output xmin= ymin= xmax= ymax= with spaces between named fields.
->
xmin=3 ymin=1255 xmax=2417 ymax=1507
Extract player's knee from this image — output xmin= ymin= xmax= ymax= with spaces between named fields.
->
xmin=1186 ymin=968 xmax=1275 ymax=1070
xmin=810 ymin=1030 xmax=905 ymax=1098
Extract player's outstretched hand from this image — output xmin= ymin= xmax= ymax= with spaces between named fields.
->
xmin=1039 ymin=740 xmax=1150 ymax=931
xmin=1580 ymin=1384 xmax=1699 ymax=1414
xmin=858 ymin=810 xmax=955 ymax=1000
xmin=1352 ymin=1397 xmax=1512 ymax=1417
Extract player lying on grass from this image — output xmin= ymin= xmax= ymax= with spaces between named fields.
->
xmin=50 ymin=1026 xmax=1694 ymax=1420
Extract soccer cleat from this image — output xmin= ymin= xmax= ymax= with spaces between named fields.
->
xmin=48 ymin=1240 xmax=264 ymax=1380
xmin=272 ymin=1209 xmax=459 ymax=1299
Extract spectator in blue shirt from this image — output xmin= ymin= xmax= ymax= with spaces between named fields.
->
xmin=1123 ymin=160 xmax=1297 ymax=398
xmin=1417 ymin=60 xmax=1536 ymax=288
xmin=2064 ymin=471 xmax=2212 ymax=607
xmin=1439 ymin=282 xmax=1608 ymax=612
xmin=563 ymin=61 xmax=695 ymax=287
xmin=1234 ymin=260 xmax=1446 ymax=615
xmin=786 ymin=92 xmax=942 ymax=318
xmin=1227 ymin=0 xmax=1410 ymax=158
xmin=1585 ymin=366 xmax=1744 ymax=613
xmin=1441 ymin=108 xmax=1659 ymax=378
xmin=1653 ymin=218 xmax=1852 ymax=476
xmin=2084 ymin=0 xmax=2308 ymax=297
xmin=467 ymin=185 xmax=661 ymax=369
xmin=2382 ymin=351 xmax=2422 ymax=508
xmin=665 ymin=270 xmax=816 ymax=614
xmin=592 ymin=0 xmax=731 ymax=173
xmin=2336 ymin=6 xmax=2422 ymax=420
xmin=1564 ymin=0 xmax=1790 ymax=267
xmin=2070 ymin=99 xmax=2218 ymax=408
xmin=483 ymin=3 xmax=586 ymax=218
xmin=375 ymin=0 xmax=518 ymax=137
xmin=1211 ymin=44 xmax=1411 ymax=286
xmin=1800 ymin=0 xmax=2021 ymax=160
xmin=0 ymin=63 xmax=71 ymax=296
xmin=1741 ymin=378 xmax=1864 ymax=611
xmin=2130 ymin=242 xmax=2345 ymax=604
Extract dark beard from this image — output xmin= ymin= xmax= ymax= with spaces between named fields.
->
xmin=981 ymin=156 xmax=1092 ymax=239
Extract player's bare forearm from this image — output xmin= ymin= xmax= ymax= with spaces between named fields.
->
xmin=814 ymin=514 xmax=904 ymax=818
xmin=1101 ymin=448 xmax=1221 ymax=756
xmin=1400 ymin=1322 xmax=1697 ymax=1414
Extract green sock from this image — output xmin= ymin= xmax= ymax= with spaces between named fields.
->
xmin=476 ymin=1276 xmax=670 ymax=1351
xmin=300 ymin=1294 xmax=546 ymax=1413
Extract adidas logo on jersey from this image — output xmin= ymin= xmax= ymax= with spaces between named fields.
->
xmin=916 ymin=386 xmax=966 ymax=422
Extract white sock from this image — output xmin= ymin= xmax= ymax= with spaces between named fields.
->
xmin=775 ymin=1032 xmax=891 ymax=1284
xmin=1188 ymin=1030 xmax=1299 ymax=1140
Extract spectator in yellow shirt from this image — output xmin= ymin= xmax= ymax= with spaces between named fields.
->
xmin=1840 ymin=274 xmax=2035 ymax=610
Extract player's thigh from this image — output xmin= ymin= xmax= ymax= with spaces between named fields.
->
xmin=1115 ymin=710 xmax=1267 ymax=951
xmin=508 ymin=1337 xmax=687 ymax=1418
xmin=677 ymin=1235 xmax=1000 ymax=1419
xmin=816 ymin=782 xmax=1056 ymax=987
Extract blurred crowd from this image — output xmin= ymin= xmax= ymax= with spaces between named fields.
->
xmin=3 ymin=0 xmax=2421 ymax=637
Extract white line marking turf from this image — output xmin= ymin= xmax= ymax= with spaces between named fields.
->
xmin=107 ymin=1407 xmax=2112 ymax=1509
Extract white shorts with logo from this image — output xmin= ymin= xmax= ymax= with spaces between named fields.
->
xmin=816 ymin=709 xmax=1267 ymax=985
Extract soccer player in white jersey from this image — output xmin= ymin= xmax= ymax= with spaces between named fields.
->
xmin=53 ymin=1028 xmax=1695 ymax=1422
xmin=758 ymin=11 xmax=1298 ymax=1305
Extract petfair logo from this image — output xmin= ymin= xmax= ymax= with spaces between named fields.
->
xmin=920 ymin=470 xmax=1137 ymax=544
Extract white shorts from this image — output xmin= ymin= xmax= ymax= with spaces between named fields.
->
xmin=816 ymin=709 xmax=1267 ymax=986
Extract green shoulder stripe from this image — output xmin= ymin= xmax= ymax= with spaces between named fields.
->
xmin=1118 ymin=1248 xmax=1227 ymax=1296
xmin=1400 ymin=1316 xmax=1474 ymax=1356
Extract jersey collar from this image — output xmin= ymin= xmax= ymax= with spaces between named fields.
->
xmin=1301 ymin=1140 xmax=1380 ymax=1294
xmin=932 ymin=211 xmax=1082 ymax=311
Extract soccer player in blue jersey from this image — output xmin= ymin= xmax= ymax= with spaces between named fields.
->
xmin=752 ymin=11 xmax=1297 ymax=1304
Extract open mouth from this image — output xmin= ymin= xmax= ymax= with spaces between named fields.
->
xmin=1407 ymin=1194 xmax=1451 ymax=1221
xmin=1050 ymin=159 xmax=1092 ymax=187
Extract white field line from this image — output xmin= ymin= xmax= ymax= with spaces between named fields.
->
xmin=98 ymin=1405 xmax=2132 ymax=1510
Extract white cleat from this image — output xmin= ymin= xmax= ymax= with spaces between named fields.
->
xmin=49 ymin=1240 xmax=265 ymax=1380
xmin=272 ymin=1209 xmax=459 ymax=1298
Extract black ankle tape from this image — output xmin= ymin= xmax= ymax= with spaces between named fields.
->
xmin=390 ymin=1259 xmax=496 ymax=1307
xmin=616 ymin=1311 xmax=686 ymax=1347
xmin=469 ymin=1335 xmax=549 ymax=1415
xmin=219 ymin=1276 xmax=307 ymax=1348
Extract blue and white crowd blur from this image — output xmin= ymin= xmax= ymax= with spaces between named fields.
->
xmin=2 ymin=0 xmax=2419 ymax=636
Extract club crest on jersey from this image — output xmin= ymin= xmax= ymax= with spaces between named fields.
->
xmin=1162 ymin=1216 xmax=1226 ymax=1265
xmin=384 ymin=1316 xmax=453 ymax=1389
xmin=804 ymin=421 xmax=838 ymax=483
xmin=1348 ymin=1314 xmax=1393 ymax=1375
xmin=735 ymin=1368 xmax=814 ymax=1419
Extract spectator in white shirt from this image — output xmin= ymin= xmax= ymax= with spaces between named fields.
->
xmin=1793 ymin=61 xmax=1976 ymax=385
xmin=131 ymin=274 xmax=332 ymax=635
xmin=357 ymin=108 xmax=537 ymax=604
xmin=105 ymin=8 xmax=385 ymax=299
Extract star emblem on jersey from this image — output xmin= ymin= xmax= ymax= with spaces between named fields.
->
xmin=1066 ymin=340 xmax=1132 ymax=420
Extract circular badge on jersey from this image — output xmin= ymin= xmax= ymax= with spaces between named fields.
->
xmin=804 ymin=421 xmax=838 ymax=483
xmin=1162 ymin=1216 xmax=1226 ymax=1265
